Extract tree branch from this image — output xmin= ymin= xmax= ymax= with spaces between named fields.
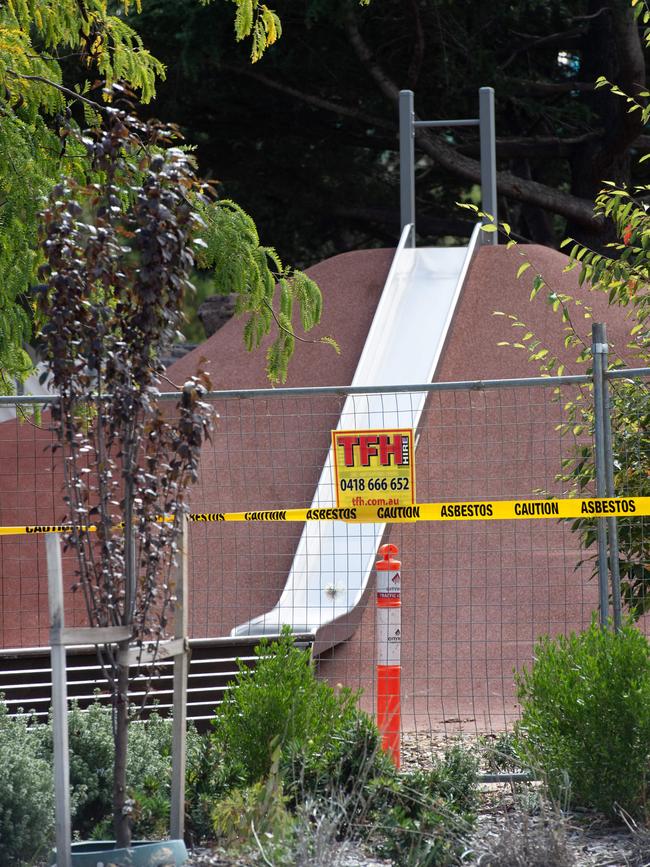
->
xmin=219 ymin=62 xmax=392 ymax=130
xmin=508 ymin=78 xmax=596 ymax=95
xmin=568 ymin=6 xmax=610 ymax=23
xmin=456 ymin=132 xmax=601 ymax=160
xmin=343 ymin=8 xmax=600 ymax=231
xmin=500 ymin=27 xmax=585 ymax=70
xmin=603 ymin=3 xmax=647 ymax=157
xmin=6 ymin=69 xmax=107 ymax=111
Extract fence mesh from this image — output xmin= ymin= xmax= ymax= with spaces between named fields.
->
xmin=186 ymin=382 xmax=599 ymax=736
xmin=1 ymin=371 xmax=648 ymax=743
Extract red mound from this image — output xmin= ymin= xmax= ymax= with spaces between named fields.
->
xmin=0 ymin=243 xmax=635 ymax=735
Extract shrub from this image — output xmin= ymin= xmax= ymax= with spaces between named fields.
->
xmin=0 ymin=701 xmax=54 ymax=866
xmin=365 ymin=746 xmax=478 ymax=866
xmin=0 ymin=696 xmax=215 ymax=854
xmin=206 ymin=631 xmax=478 ymax=863
xmin=515 ymin=620 xmax=650 ymax=816
xmin=185 ymin=734 xmax=241 ymax=845
xmin=481 ymin=731 xmax=523 ymax=774
xmin=210 ymin=628 xmax=363 ymax=785
xmin=211 ymin=738 xmax=294 ymax=855
xmin=282 ymin=701 xmax=394 ymax=809
xmin=36 ymin=700 xmax=206 ymax=840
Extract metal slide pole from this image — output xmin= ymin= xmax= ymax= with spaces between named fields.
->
xmin=592 ymin=324 xmax=610 ymax=627
xmin=599 ymin=327 xmax=623 ymax=631
xmin=399 ymin=90 xmax=415 ymax=246
xmin=47 ymin=533 xmax=72 ymax=867
xmin=170 ymin=514 xmax=189 ymax=839
xmin=479 ymin=87 xmax=497 ymax=244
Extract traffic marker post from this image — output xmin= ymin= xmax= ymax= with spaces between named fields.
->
xmin=376 ymin=542 xmax=401 ymax=767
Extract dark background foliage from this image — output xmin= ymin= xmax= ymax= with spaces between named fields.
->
xmin=131 ymin=0 xmax=649 ymax=268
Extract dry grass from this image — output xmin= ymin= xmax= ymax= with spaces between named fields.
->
xmin=473 ymin=799 xmax=576 ymax=867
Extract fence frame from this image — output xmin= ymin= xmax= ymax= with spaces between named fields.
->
xmin=1 ymin=336 xmax=649 ymax=794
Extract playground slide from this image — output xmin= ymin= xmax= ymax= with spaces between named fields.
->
xmin=233 ymin=223 xmax=482 ymax=652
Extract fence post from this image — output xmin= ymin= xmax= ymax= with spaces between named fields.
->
xmin=592 ymin=323 xmax=611 ymax=627
xmin=47 ymin=533 xmax=72 ymax=867
xmin=376 ymin=543 xmax=401 ymax=768
xmin=170 ymin=514 xmax=189 ymax=840
xmin=598 ymin=327 xmax=623 ymax=631
xmin=399 ymin=90 xmax=416 ymax=246
xmin=479 ymin=86 xmax=497 ymax=244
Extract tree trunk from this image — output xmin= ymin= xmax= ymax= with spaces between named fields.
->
xmin=113 ymin=652 xmax=131 ymax=849
xmin=114 ymin=465 xmax=136 ymax=847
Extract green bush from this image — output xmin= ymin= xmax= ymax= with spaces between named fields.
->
xmin=282 ymin=701 xmax=393 ymax=807
xmin=516 ymin=620 xmax=650 ymax=816
xmin=366 ymin=747 xmax=478 ymax=867
xmin=0 ymin=695 xmax=219 ymax=854
xmin=0 ymin=702 xmax=54 ymax=866
xmin=211 ymin=738 xmax=295 ymax=854
xmin=210 ymin=628 xmax=363 ymax=785
xmin=206 ymin=630 xmax=478 ymax=863
xmin=481 ymin=731 xmax=522 ymax=774
xmin=57 ymin=702 xmax=205 ymax=839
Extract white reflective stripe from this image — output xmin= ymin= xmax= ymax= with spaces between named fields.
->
xmin=376 ymin=606 xmax=401 ymax=666
xmin=376 ymin=568 xmax=401 ymax=594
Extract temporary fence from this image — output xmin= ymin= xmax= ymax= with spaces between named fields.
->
xmin=0 ymin=347 xmax=648 ymax=744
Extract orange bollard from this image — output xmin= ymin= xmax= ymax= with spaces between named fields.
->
xmin=376 ymin=542 xmax=401 ymax=768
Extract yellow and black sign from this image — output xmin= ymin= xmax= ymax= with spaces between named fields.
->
xmin=2 ymin=497 xmax=649 ymax=534
xmin=331 ymin=428 xmax=416 ymax=510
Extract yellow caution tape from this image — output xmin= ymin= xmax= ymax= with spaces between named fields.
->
xmin=1 ymin=497 xmax=649 ymax=535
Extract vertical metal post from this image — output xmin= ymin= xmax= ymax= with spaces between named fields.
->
xmin=47 ymin=534 xmax=72 ymax=867
xmin=479 ymin=87 xmax=497 ymax=244
xmin=592 ymin=324 xmax=610 ymax=627
xmin=170 ymin=514 xmax=189 ymax=840
xmin=599 ymin=327 xmax=623 ymax=631
xmin=399 ymin=90 xmax=416 ymax=246
xmin=376 ymin=543 xmax=401 ymax=768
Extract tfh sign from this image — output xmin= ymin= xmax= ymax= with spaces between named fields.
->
xmin=332 ymin=429 xmax=416 ymax=510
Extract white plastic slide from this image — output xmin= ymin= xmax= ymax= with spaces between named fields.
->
xmin=233 ymin=223 xmax=482 ymax=652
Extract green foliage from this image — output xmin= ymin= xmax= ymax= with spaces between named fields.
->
xmin=481 ymin=731 xmax=523 ymax=774
xmin=230 ymin=0 xmax=282 ymax=62
xmin=65 ymin=702 xmax=115 ymax=837
xmin=205 ymin=630 xmax=477 ymax=864
xmin=515 ymin=620 xmax=650 ymax=816
xmin=0 ymin=696 xmax=210 ymax=854
xmin=366 ymin=747 xmax=478 ymax=867
xmin=60 ymin=703 xmax=205 ymax=839
xmin=0 ymin=0 xmax=166 ymax=389
xmin=210 ymin=628 xmax=361 ymax=784
xmin=0 ymin=0 xmax=316 ymax=391
xmin=0 ymin=108 xmax=73 ymax=393
xmin=185 ymin=733 xmax=242 ymax=843
xmin=282 ymin=703 xmax=393 ymax=808
xmin=0 ymin=702 xmax=54 ymax=866
xmin=73 ymin=703 xmax=205 ymax=837
xmin=463 ymin=132 xmax=650 ymax=618
xmin=370 ymin=802 xmax=468 ymax=867
xmin=211 ymin=738 xmax=295 ymax=853
xmin=193 ymin=197 xmax=335 ymax=382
